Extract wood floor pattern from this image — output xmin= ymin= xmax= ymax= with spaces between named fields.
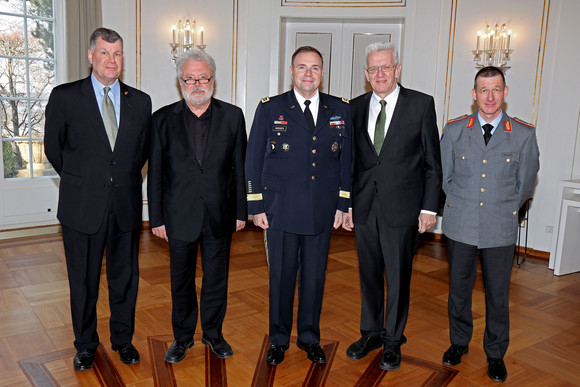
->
xmin=1 ymin=229 xmax=579 ymax=386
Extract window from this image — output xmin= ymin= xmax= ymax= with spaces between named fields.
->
xmin=1 ymin=0 xmax=56 ymax=179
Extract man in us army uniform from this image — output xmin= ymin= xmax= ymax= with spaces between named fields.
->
xmin=245 ymin=46 xmax=352 ymax=365
xmin=440 ymin=66 xmax=539 ymax=382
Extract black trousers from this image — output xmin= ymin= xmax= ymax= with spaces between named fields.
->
xmin=446 ymin=238 xmax=514 ymax=359
xmin=62 ymin=197 xmax=140 ymax=350
xmin=354 ymin=195 xmax=419 ymax=345
xmin=168 ymin=215 xmax=232 ymax=341
xmin=265 ymin=227 xmax=332 ymax=346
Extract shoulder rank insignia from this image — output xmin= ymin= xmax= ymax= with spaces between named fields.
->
xmin=504 ymin=121 xmax=512 ymax=132
xmin=513 ymin=117 xmax=534 ymax=128
xmin=261 ymin=96 xmax=270 ymax=103
xmin=467 ymin=117 xmax=475 ymax=128
xmin=341 ymin=97 xmax=349 ymax=104
xmin=447 ymin=114 xmax=468 ymax=124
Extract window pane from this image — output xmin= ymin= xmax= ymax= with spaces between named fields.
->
xmin=0 ymin=99 xmax=28 ymax=137
xmin=0 ymin=58 xmax=27 ymax=97
xmin=2 ymin=140 xmax=30 ymax=178
xmin=29 ymin=59 xmax=54 ymax=98
xmin=27 ymin=0 xmax=53 ymax=18
xmin=31 ymin=139 xmax=53 ymax=176
xmin=0 ymin=0 xmax=25 ymax=15
xmin=0 ymin=15 xmax=25 ymax=55
xmin=28 ymin=19 xmax=53 ymax=59
xmin=29 ymin=99 xmax=47 ymax=137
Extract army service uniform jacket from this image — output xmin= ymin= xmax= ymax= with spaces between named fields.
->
xmin=245 ymin=91 xmax=352 ymax=235
xmin=440 ymin=111 xmax=540 ymax=248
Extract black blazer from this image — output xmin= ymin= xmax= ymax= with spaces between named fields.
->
xmin=44 ymin=76 xmax=152 ymax=234
xmin=147 ymin=98 xmax=247 ymax=242
xmin=350 ymin=85 xmax=442 ymax=227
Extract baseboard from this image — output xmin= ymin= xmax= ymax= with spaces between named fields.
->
xmin=0 ymin=224 xmax=62 ymax=240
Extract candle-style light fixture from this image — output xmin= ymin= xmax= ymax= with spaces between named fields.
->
xmin=169 ymin=18 xmax=207 ymax=60
xmin=473 ymin=23 xmax=513 ymax=71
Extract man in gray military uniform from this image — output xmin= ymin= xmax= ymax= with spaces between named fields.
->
xmin=440 ymin=66 xmax=539 ymax=382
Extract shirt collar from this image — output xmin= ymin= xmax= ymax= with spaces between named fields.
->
xmin=477 ymin=110 xmax=503 ymax=131
xmin=294 ymin=89 xmax=319 ymax=110
xmin=372 ymin=84 xmax=400 ymax=106
xmin=91 ymin=73 xmax=120 ymax=96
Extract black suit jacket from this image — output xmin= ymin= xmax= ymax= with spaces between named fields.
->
xmin=147 ymin=98 xmax=247 ymax=242
xmin=350 ymin=85 xmax=442 ymax=227
xmin=44 ymin=76 xmax=152 ymax=234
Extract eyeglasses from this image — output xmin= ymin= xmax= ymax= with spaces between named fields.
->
xmin=180 ymin=76 xmax=213 ymax=85
xmin=366 ymin=65 xmax=396 ymax=74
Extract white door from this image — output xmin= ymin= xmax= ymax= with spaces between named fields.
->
xmin=281 ymin=19 xmax=403 ymax=99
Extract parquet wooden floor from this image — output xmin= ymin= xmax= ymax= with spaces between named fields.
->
xmin=0 ymin=228 xmax=579 ymax=386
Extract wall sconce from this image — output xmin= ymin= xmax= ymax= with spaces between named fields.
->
xmin=170 ymin=19 xmax=206 ymax=60
xmin=473 ymin=23 xmax=513 ymax=71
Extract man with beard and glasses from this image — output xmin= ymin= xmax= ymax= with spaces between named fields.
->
xmin=147 ymin=49 xmax=247 ymax=363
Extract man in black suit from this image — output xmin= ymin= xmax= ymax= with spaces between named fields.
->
xmin=44 ymin=28 xmax=151 ymax=371
xmin=343 ymin=41 xmax=442 ymax=371
xmin=245 ymin=46 xmax=351 ymax=366
xmin=147 ymin=49 xmax=247 ymax=363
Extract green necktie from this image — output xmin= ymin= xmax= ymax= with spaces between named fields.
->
xmin=374 ymin=99 xmax=386 ymax=154
xmin=102 ymin=86 xmax=118 ymax=150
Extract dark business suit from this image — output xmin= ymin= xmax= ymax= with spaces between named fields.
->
xmin=44 ymin=76 xmax=151 ymax=350
xmin=441 ymin=111 xmax=539 ymax=358
xmin=245 ymin=90 xmax=351 ymax=345
xmin=147 ymin=98 xmax=247 ymax=340
xmin=350 ymin=86 xmax=442 ymax=344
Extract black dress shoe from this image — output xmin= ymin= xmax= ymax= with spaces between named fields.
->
xmin=487 ymin=358 xmax=507 ymax=382
xmin=202 ymin=334 xmax=233 ymax=359
xmin=379 ymin=345 xmax=401 ymax=371
xmin=267 ymin=344 xmax=289 ymax=365
xmin=73 ymin=348 xmax=96 ymax=371
xmin=442 ymin=344 xmax=469 ymax=366
xmin=297 ymin=340 xmax=326 ymax=364
xmin=112 ymin=343 xmax=140 ymax=365
xmin=346 ymin=334 xmax=383 ymax=360
xmin=165 ymin=339 xmax=194 ymax=363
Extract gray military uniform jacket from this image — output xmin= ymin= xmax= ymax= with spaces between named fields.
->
xmin=440 ymin=111 xmax=540 ymax=248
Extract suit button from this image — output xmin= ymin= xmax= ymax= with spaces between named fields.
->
xmin=311 ymin=176 xmax=316 ymax=180
xmin=482 ymin=159 xmax=487 ymax=164
xmin=312 ymin=162 xmax=317 ymax=167
xmin=312 ymin=149 xmax=317 ymax=154
xmin=506 ymin=158 xmax=511 ymax=163
xmin=482 ymin=173 xmax=487 ymax=178
xmin=461 ymin=155 xmax=465 ymax=160
xmin=481 ymin=188 xmax=485 ymax=192
xmin=513 ymin=211 xmax=517 ymax=215
xmin=377 ymin=161 xmax=381 ymax=165
xmin=312 ymin=136 xmax=317 ymax=141
xmin=200 ymin=170 xmax=204 ymax=174
xmin=480 ymin=202 xmax=484 ymax=207
xmin=200 ymin=196 xmax=204 ymax=200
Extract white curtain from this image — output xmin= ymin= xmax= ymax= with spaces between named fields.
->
xmin=64 ymin=0 xmax=102 ymax=81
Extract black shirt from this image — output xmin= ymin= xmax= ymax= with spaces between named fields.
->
xmin=184 ymin=100 xmax=212 ymax=165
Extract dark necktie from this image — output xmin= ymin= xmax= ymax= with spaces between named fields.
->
xmin=374 ymin=99 xmax=387 ymax=154
xmin=102 ymin=86 xmax=118 ymax=150
xmin=304 ymin=100 xmax=315 ymax=132
xmin=482 ymin=123 xmax=493 ymax=146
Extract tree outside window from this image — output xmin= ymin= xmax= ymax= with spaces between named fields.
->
xmin=1 ymin=0 xmax=56 ymax=178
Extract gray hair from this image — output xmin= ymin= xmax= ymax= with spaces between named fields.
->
xmin=89 ymin=27 xmax=123 ymax=49
xmin=175 ymin=49 xmax=216 ymax=78
xmin=364 ymin=41 xmax=399 ymax=67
